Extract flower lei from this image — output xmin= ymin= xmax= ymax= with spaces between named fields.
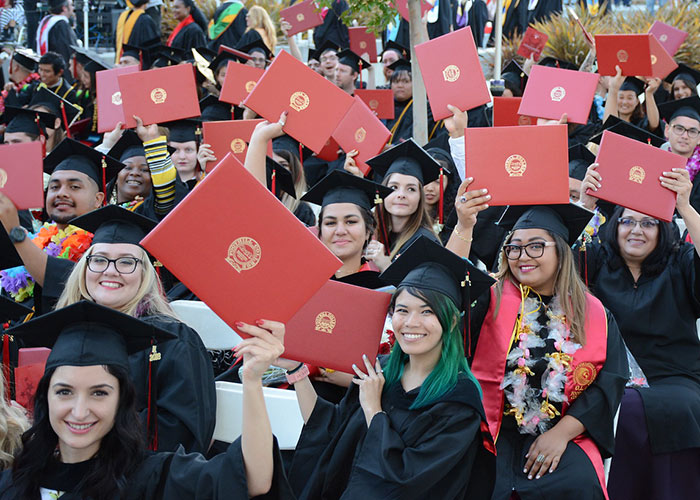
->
xmin=0 ymin=223 xmax=93 ymax=302
xmin=501 ymin=288 xmax=581 ymax=435
xmin=685 ymin=145 xmax=700 ymax=182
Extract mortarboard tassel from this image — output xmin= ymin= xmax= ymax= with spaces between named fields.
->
xmin=439 ymin=167 xmax=444 ymax=225
xmin=271 ymin=168 xmax=276 ymax=197
xmin=2 ymin=327 xmax=10 ymax=404
xmin=298 ymin=143 xmax=303 ymax=169
xmin=146 ymin=339 xmax=161 ymax=451
xmin=359 ymin=61 xmax=363 ymax=87
xmin=61 ymin=102 xmax=72 ymax=139
xmin=138 ymin=50 xmax=143 ymax=71
xmin=101 ymin=156 xmax=107 ymax=205
xmin=231 ymin=105 xmax=235 ymax=121
xmin=647 ymin=137 xmax=651 ymax=145
xmin=462 ymin=272 xmax=472 ymax=356
xmin=376 ymin=192 xmax=391 ymax=254
xmin=35 ymin=115 xmax=46 ymax=158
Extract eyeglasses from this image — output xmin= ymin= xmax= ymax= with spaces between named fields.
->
xmin=86 ymin=255 xmax=142 ymax=274
xmin=503 ymin=241 xmax=556 ymax=260
xmin=671 ymin=124 xmax=700 ymax=139
xmin=617 ymin=217 xmax=659 ymax=230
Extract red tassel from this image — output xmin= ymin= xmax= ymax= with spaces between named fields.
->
xmin=231 ymin=105 xmax=235 ymax=120
xmin=298 ymin=143 xmax=303 ymax=169
xmin=2 ymin=330 xmax=10 ymax=404
xmin=271 ymin=168 xmax=276 ymax=196
xmin=438 ymin=167 xmax=444 ymax=225
xmin=61 ymin=102 xmax=71 ymax=138
xmin=35 ymin=115 xmax=46 ymax=157
xmin=377 ymin=202 xmax=391 ymax=254
xmin=101 ymin=156 xmax=107 ymax=205
xmin=359 ymin=61 xmax=363 ymax=87
xmin=138 ymin=50 xmax=143 ymax=71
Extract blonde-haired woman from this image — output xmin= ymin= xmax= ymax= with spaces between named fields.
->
xmin=237 ymin=5 xmax=276 ymax=55
xmin=447 ymin=179 xmax=628 ymax=500
xmin=0 ymin=372 xmax=28 ymax=470
xmin=50 ymin=205 xmax=216 ymax=455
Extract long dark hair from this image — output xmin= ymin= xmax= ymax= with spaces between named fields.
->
xmin=12 ymin=365 xmax=145 ymax=499
xmin=179 ymin=0 xmax=209 ymax=32
xmin=600 ymin=205 xmax=680 ymax=276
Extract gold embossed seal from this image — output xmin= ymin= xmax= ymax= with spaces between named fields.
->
xmin=230 ymin=138 xmax=247 ymax=154
xmin=150 ymin=88 xmax=167 ymax=104
xmin=354 ymin=127 xmax=367 ymax=143
xmin=368 ymin=99 xmax=379 ymax=110
xmin=360 ymin=41 xmax=367 ymax=49
xmin=296 ymin=13 xmax=305 ymax=22
xmin=0 ymin=168 xmax=7 ymax=188
xmin=629 ymin=166 xmax=645 ymax=184
xmin=616 ymin=49 xmax=629 ymax=63
xmin=245 ymin=80 xmax=257 ymax=93
xmin=569 ymin=362 xmax=597 ymax=401
xmin=315 ymin=311 xmax=337 ymax=334
xmin=225 ymin=237 xmax=262 ymax=273
xmin=550 ymin=86 xmax=566 ymax=102
xmin=111 ymin=91 xmax=122 ymax=105
xmin=505 ymin=154 xmax=527 ymax=177
xmin=659 ymin=34 xmax=668 ymax=42
xmin=442 ymin=64 xmax=460 ymax=83
xmin=290 ymin=91 xmax=310 ymax=112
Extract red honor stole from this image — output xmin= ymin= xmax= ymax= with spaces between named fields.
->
xmin=471 ymin=280 xmax=609 ymax=497
xmin=167 ymin=15 xmax=195 ymax=47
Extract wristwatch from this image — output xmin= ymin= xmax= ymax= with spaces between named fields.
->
xmin=8 ymin=226 xmax=27 ymax=244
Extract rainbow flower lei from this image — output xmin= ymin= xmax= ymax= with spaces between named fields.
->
xmin=0 ymin=223 xmax=93 ymax=302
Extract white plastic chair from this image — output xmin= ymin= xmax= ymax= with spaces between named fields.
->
xmin=213 ymin=381 xmax=304 ymax=450
xmin=170 ymin=300 xmax=242 ymax=350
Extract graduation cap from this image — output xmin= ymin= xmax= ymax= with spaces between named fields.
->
xmin=538 ymin=56 xmax=578 ymax=71
xmin=497 ymin=203 xmax=594 ymax=247
xmin=336 ymin=49 xmax=370 ymax=73
xmin=311 ymin=40 xmax=343 ymax=62
xmin=0 ymin=295 xmax=32 ymax=324
xmin=152 ymin=45 xmax=186 ymax=67
xmin=7 ymin=299 xmax=175 ymax=373
xmin=238 ymin=38 xmax=273 ymax=61
xmin=165 ymin=118 xmax=201 ymax=144
xmin=209 ymin=45 xmax=251 ymax=72
xmin=192 ymin=47 xmax=216 ymax=84
xmin=387 ymin=58 xmax=412 ymax=73
xmin=619 ymin=77 xmax=645 ymax=96
xmin=29 ymin=86 xmax=82 ymax=127
xmin=301 ymin=170 xmax=392 ymax=211
xmin=107 ymin=130 xmax=146 ymax=163
xmin=502 ymin=60 xmax=528 ymax=93
xmin=80 ymin=50 xmax=113 ymax=73
xmin=4 ymin=106 xmax=57 ymax=135
xmin=568 ymin=144 xmax=595 ymax=181
xmin=382 ymin=40 xmax=410 ymax=61
xmin=121 ymin=37 xmax=161 ymax=69
xmin=664 ymin=63 xmax=700 ymax=87
xmin=272 ymin=135 xmax=314 ymax=163
xmin=11 ymin=48 xmax=38 ymax=71
xmin=367 ymin=138 xmax=441 ymax=185
xmin=193 ymin=46 xmax=216 ymax=61
xmin=589 ymin=117 xmax=665 ymax=148
xmin=424 ymin=139 xmax=454 ymax=175
xmin=199 ymin=96 xmax=232 ymax=122
xmin=266 ymin=157 xmax=296 ymax=198
xmin=70 ymin=44 xmax=91 ymax=66
xmin=658 ymin=95 xmax=700 ymax=123
xmin=379 ymin=235 xmax=495 ymax=311
xmin=44 ymin=138 xmax=125 ymax=194
xmin=70 ymin=205 xmax=157 ymax=246
xmin=335 ymin=270 xmax=385 ymax=289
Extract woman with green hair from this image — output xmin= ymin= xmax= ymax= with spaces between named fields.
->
xmin=235 ymin=235 xmax=496 ymax=499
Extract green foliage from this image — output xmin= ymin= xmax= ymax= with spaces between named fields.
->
xmin=316 ymin=0 xmax=398 ymax=34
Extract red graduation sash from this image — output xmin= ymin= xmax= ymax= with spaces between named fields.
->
xmin=167 ymin=15 xmax=195 ymax=47
xmin=471 ymin=280 xmax=609 ymax=497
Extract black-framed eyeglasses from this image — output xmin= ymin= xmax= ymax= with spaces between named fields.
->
xmin=503 ymin=241 xmax=556 ymax=260
xmin=617 ymin=217 xmax=659 ymax=230
xmin=86 ymin=255 xmax=142 ymax=274
xmin=671 ymin=124 xmax=700 ymax=139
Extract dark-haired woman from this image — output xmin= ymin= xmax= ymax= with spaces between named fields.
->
xmin=168 ymin=0 xmax=208 ymax=52
xmin=449 ymin=179 xmax=629 ymax=499
xmin=580 ymin=164 xmax=700 ymax=500
xmin=604 ymin=66 xmax=661 ymax=134
xmin=242 ymin=237 xmax=496 ymax=499
xmin=424 ymin=145 xmax=460 ymax=244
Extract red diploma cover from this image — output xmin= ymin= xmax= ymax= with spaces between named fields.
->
xmin=354 ymin=89 xmax=394 ymax=119
xmin=285 ymin=280 xmax=391 ymax=372
xmin=414 ymin=27 xmax=490 ymax=120
xmin=96 ymin=65 xmax=139 ymax=133
xmin=392 ymin=0 xmax=433 ymax=22
xmin=118 ymin=64 xmax=201 ymax=127
xmin=219 ymin=61 xmax=265 ymax=106
xmin=279 ymin=0 xmax=323 ymax=36
xmin=465 ymin=125 xmax=569 ymax=206
xmin=517 ymin=27 xmax=548 ymax=61
xmin=595 ymin=34 xmax=653 ymax=76
xmin=316 ymin=137 xmax=340 ymax=162
xmin=201 ymin=120 xmax=272 ymax=173
xmin=15 ymin=347 xmax=50 ymax=410
xmin=241 ymin=50 xmax=354 ymax=154
xmin=141 ymin=153 xmax=342 ymax=326
xmin=331 ymin=96 xmax=392 ymax=175
xmin=517 ymin=65 xmax=600 ymax=125
xmin=590 ymin=130 xmax=684 ymax=222
xmin=492 ymin=97 xmax=534 ymax=127
xmin=349 ymin=27 xmax=378 ymax=63
xmin=648 ymin=20 xmax=688 ymax=57
xmin=0 ymin=142 xmax=43 ymax=210
xmin=649 ymin=34 xmax=678 ymax=80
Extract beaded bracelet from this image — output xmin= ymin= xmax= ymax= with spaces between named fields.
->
xmin=453 ymin=226 xmax=473 ymax=244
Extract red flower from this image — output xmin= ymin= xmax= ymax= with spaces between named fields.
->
xmin=32 ymin=225 xmax=58 ymax=249
xmin=61 ymin=231 xmax=93 ymax=261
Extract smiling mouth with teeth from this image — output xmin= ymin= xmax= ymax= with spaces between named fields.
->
xmin=403 ymin=333 xmax=427 ymax=339
xmin=66 ymin=422 xmax=96 ymax=431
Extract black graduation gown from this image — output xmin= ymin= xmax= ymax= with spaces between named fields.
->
xmin=47 ymin=18 xmax=78 ymax=70
xmin=170 ymin=22 xmax=207 ymax=53
xmin=0 ymin=438 xmax=294 ymax=499
xmin=528 ymin=0 xmax=563 ymax=24
xmin=235 ymin=29 xmax=265 ymax=52
xmin=124 ymin=13 xmax=160 ymax=49
xmin=208 ymin=3 xmax=248 ymax=52
xmin=383 ymin=99 xmax=438 ymax=145
xmin=469 ymin=291 xmax=628 ymax=500
xmin=581 ymin=241 xmax=700 ymax=453
xmin=312 ymin=0 xmax=349 ymax=49
xmin=502 ymin=0 xmax=529 ymax=38
xmin=288 ymin=370 xmax=495 ymax=499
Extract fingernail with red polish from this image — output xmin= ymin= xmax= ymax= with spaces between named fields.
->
xmin=235 ymin=321 xmax=244 ymax=328
xmin=256 ymin=320 xmax=264 ymax=326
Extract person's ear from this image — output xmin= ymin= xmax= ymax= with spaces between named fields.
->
xmin=94 ymin=191 xmax=105 ymax=208
xmin=664 ymin=123 xmax=671 ymax=140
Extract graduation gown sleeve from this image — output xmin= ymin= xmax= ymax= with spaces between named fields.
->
xmin=133 ymin=316 xmax=216 ymax=454
xmin=47 ymin=20 xmax=77 ymax=68
xmin=565 ymin=313 xmax=629 ymax=457
xmin=171 ymin=23 xmax=206 ymax=52
xmin=127 ymin=14 xmax=159 ymax=47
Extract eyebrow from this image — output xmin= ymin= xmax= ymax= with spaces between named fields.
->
xmin=394 ymin=302 xmax=431 ymax=309
xmin=509 ymin=236 xmax=548 ymax=243
xmin=52 ymin=383 xmax=115 ymax=390
xmin=49 ymin=178 xmax=85 ymax=185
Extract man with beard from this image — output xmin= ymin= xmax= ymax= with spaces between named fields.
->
xmin=36 ymin=0 xmax=78 ymax=69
